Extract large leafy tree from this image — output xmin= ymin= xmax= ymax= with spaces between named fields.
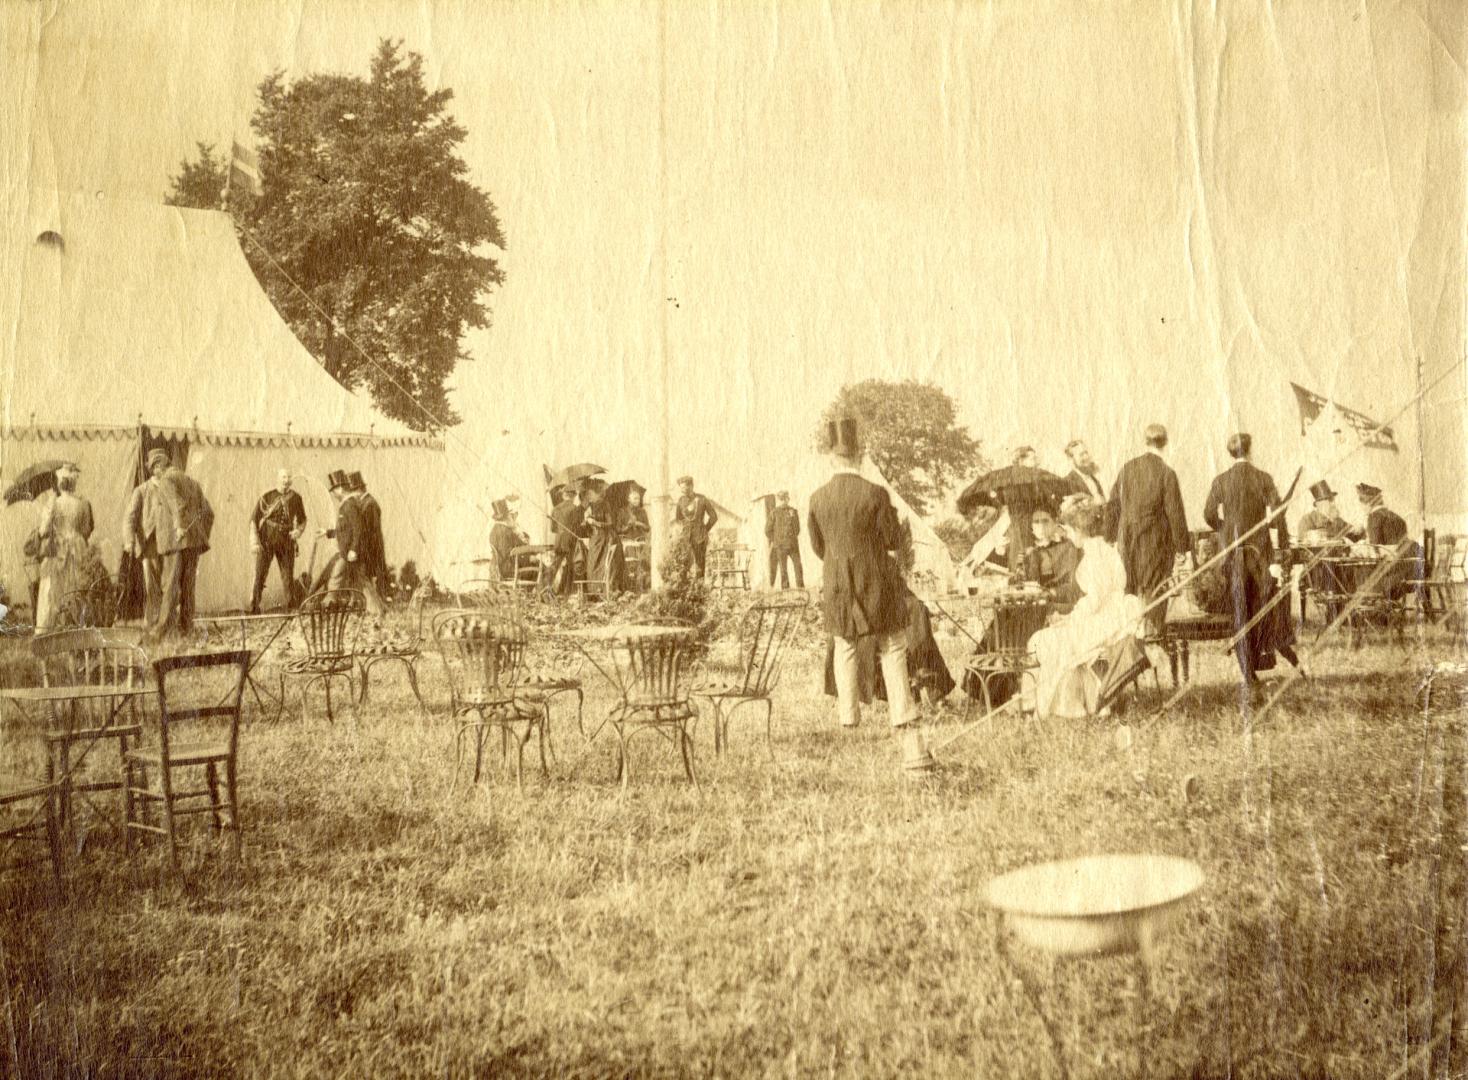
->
xmin=819 ymin=380 xmax=984 ymax=516
xmin=165 ymin=40 xmax=504 ymax=429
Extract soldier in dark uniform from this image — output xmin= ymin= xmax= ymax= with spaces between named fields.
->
xmin=1357 ymin=483 xmax=1423 ymax=602
xmin=765 ymin=490 xmax=803 ymax=588
xmin=674 ymin=475 xmax=718 ymax=578
xmin=250 ymin=468 xmax=307 ymax=613
xmin=1106 ymin=423 xmax=1190 ymax=635
xmin=808 ymin=417 xmax=934 ymax=773
xmin=1203 ymin=434 xmax=1301 ymax=685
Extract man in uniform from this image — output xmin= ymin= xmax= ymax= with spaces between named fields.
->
xmin=1106 ymin=423 xmax=1189 ymax=635
xmin=143 ymin=449 xmax=214 ymax=641
xmin=1357 ymin=482 xmax=1423 ymax=602
xmin=674 ymin=475 xmax=718 ymax=579
xmin=808 ymin=417 xmax=934 ymax=774
xmin=250 ymin=468 xmax=307 ymax=613
xmin=765 ymin=490 xmax=803 ymax=588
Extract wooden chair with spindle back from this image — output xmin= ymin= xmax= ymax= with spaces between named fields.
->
xmin=31 ymin=629 xmax=149 ymax=834
xmin=124 ymin=650 xmax=249 ymax=874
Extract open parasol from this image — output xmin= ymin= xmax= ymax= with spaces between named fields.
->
xmin=602 ymin=479 xmax=646 ymax=519
xmin=549 ymin=462 xmax=607 ymax=490
xmin=4 ymin=460 xmax=72 ymax=505
xmin=957 ymin=464 xmax=1072 ymax=517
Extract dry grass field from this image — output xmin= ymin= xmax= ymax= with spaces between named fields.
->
xmin=1 ymin=605 xmax=1464 ymax=1079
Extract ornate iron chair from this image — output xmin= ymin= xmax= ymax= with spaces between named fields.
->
xmin=278 ymin=589 xmax=363 ymax=723
xmin=692 ymin=593 xmax=807 ymax=756
xmin=124 ymin=650 xmax=248 ymax=873
xmin=356 ymin=594 xmax=428 ymax=711
xmin=434 ymin=612 xmax=545 ymax=790
xmin=454 ymin=579 xmax=522 ymax=616
xmin=31 ymin=629 xmax=149 ymax=835
xmin=962 ymin=592 xmax=1052 ymax=714
xmin=597 ymin=625 xmax=700 ymax=790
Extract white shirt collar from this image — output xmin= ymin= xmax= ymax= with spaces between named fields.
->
xmin=831 ymin=464 xmax=862 ymax=476
xmin=1146 ymin=448 xmax=1165 ymax=460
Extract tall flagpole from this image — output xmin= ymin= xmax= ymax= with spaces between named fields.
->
xmin=650 ymin=0 xmax=672 ymax=587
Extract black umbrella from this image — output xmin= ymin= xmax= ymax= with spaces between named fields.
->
xmin=549 ymin=462 xmax=606 ymax=490
xmin=4 ymin=459 xmax=71 ymax=505
xmin=602 ymin=479 xmax=646 ymax=520
xmin=957 ymin=464 xmax=1072 ymax=517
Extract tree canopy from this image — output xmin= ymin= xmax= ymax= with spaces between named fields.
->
xmin=166 ymin=40 xmax=505 ymax=430
xmin=818 ymin=380 xmax=984 ymax=516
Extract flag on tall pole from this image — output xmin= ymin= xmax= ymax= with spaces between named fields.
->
xmin=1291 ymin=382 xmax=1397 ymax=451
xmin=224 ymin=140 xmax=261 ymax=205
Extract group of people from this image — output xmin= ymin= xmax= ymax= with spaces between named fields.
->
xmin=805 ymin=416 xmax=1420 ymax=774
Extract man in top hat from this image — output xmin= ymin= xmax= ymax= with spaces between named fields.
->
xmin=1297 ymin=481 xmax=1355 ymax=544
xmin=317 ymin=470 xmax=384 ymax=614
xmin=766 ymin=490 xmax=803 ymax=589
xmin=1203 ymin=434 xmax=1302 ymax=686
xmin=141 ymin=448 xmax=214 ymax=640
xmin=1106 ymin=423 xmax=1189 ymax=635
xmin=489 ymin=499 xmax=529 ymax=582
xmin=808 ymin=417 xmax=934 ymax=773
xmin=1063 ymin=439 xmax=1107 ymax=502
xmin=674 ymin=475 xmax=719 ymax=579
xmin=250 ymin=468 xmax=307 ymax=613
xmin=349 ymin=471 xmax=388 ymax=599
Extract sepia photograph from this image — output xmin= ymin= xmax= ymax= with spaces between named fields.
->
xmin=1 ymin=0 xmax=1466 ymax=1075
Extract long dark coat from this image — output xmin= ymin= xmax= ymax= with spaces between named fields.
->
xmin=807 ymin=472 xmax=908 ymax=638
xmin=1204 ymin=461 xmax=1292 ymax=678
xmin=1106 ymin=452 xmax=1189 ymax=600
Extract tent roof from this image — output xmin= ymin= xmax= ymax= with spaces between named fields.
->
xmin=0 ymin=189 xmax=436 ymax=447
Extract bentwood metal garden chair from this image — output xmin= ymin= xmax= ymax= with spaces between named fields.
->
xmin=278 ymin=589 xmax=363 ymax=724
xmin=584 ymin=624 xmax=700 ymax=791
xmin=434 ymin=611 xmax=546 ymax=791
xmin=356 ymin=593 xmax=428 ymax=711
xmin=691 ymin=593 xmax=807 ymax=757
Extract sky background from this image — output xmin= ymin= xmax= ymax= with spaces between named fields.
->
xmin=4 ymin=0 xmax=1463 ymax=541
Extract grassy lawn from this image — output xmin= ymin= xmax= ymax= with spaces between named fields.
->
xmin=1 ymin=610 xmax=1463 ymax=1078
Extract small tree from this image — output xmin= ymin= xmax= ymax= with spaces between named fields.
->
xmin=819 ymin=380 xmax=984 ymax=516
xmin=165 ymin=143 xmax=228 ymax=210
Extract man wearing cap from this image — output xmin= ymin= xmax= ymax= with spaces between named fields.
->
xmin=1204 ymin=434 xmax=1302 ymax=685
xmin=142 ymin=449 xmax=214 ymax=640
xmin=674 ymin=476 xmax=718 ymax=579
xmin=1106 ymin=423 xmax=1189 ymax=635
xmin=349 ymin=472 xmax=388 ymax=600
xmin=250 ymin=469 xmax=307 ymax=613
xmin=1357 ymin=482 xmax=1423 ymax=603
xmin=489 ymin=499 xmax=529 ymax=582
xmin=765 ymin=490 xmax=803 ymax=589
xmin=808 ymin=417 xmax=935 ymax=773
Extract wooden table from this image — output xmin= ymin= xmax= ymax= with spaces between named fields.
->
xmin=0 ymin=684 xmax=158 ymax=832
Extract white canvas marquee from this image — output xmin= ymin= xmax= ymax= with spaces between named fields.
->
xmin=0 ymin=190 xmax=445 ymax=615
xmin=740 ymin=453 xmax=956 ymax=595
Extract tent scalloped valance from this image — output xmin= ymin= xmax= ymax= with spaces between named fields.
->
xmin=1 ymin=424 xmax=442 ymax=451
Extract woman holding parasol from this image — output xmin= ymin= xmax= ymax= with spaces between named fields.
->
xmin=957 ymin=447 xmax=1073 ymax=574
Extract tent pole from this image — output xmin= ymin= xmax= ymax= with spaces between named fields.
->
xmin=650 ymin=0 xmax=671 ymax=589
xmin=1415 ymin=351 xmax=1428 ymax=526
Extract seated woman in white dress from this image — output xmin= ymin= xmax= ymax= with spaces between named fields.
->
xmin=1027 ymin=501 xmax=1145 ymax=719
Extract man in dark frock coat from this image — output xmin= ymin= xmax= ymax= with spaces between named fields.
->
xmin=808 ymin=418 xmax=934 ymax=772
xmin=1203 ymin=434 xmax=1300 ymax=684
xmin=1106 ymin=424 xmax=1189 ymax=635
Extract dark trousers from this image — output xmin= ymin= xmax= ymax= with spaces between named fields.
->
xmin=152 ymin=548 xmax=201 ymax=638
xmin=690 ymin=539 xmax=709 ymax=579
xmin=769 ymin=544 xmax=804 ymax=588
xmin=251 ymin=540 xmax=296 ymax=611
xmin=547 ymin=545 xmax=578 ymax=597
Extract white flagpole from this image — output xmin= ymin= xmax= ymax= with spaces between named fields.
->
xmin=649 ymin=0 xmax=671 ymax=587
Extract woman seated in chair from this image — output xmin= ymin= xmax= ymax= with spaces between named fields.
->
xmin=1026 ymin=501 xmax=1146 ymax=719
